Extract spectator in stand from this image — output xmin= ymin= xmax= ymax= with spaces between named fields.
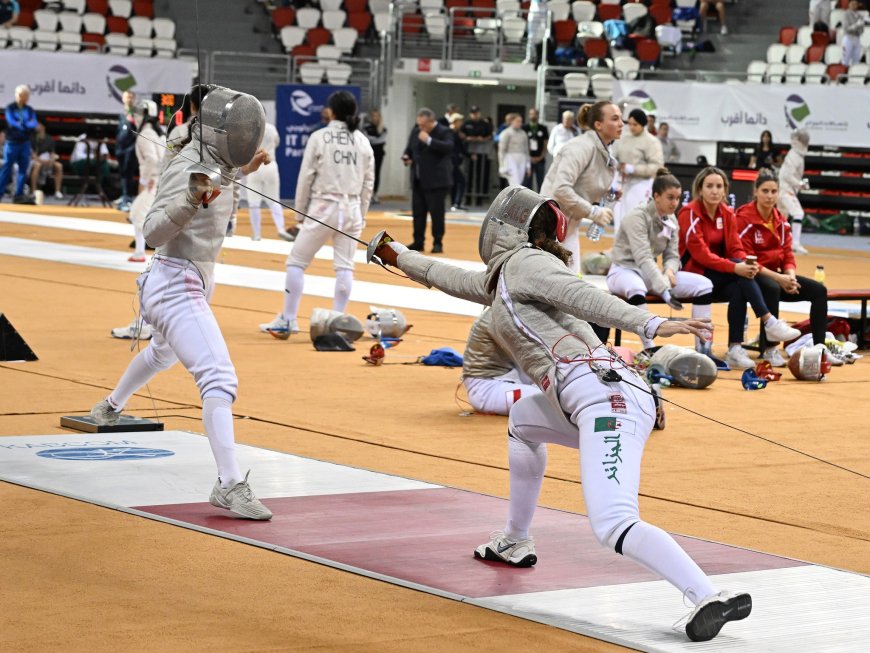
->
xmin=70 ymin=133 xmax=111 ymax=188
xmin=0 ymin=84 xmax=38 ymax=203
xmin=0 ymin=128 xmax=5 ymax=166
xmin=647 ymin=114 xmax=658 ymax=137
xmin=30 ymin=122 xmax=63 ymax=200
xmin=461 ymin=106 xmax=493 ymax=205
xmin=448 ymin=112 xmax=468 ymax=211
xmin=748 ymin=130 xmax=775 ymax=170
xmin=735 ymin=169 xmax=828 ymax=367
xmin=115 ymin=90 xmax=138 ymax=212
xmin=363 ymin=109 xmax=387 ymax=204
xmin=438 ymin=103 xmax=460 ymax=127
xmin=842 ymin=1 xmax=865 ymax=66
xmin=658 ymin=122 xmax=680 ymax=163
xmin=700 ymin=0 xmax=727 ymax=35
xmin=613 ymin=108 xmax=664 ymax=231
xmin=808 ymin=0 xmax=831 ymax=31
xmin=547 ymin=110 xmax=580 ymax=157
xmin=403 ymin=107 xmax=453 ymax=253
xmin=0 ymin=0 xmax=19 ymax=28
xmin=523 ymin=108 xmax=548 ymax=191
xmin=678 ymin=167 xmax=800 ymax=368
xmin=498 ymin=113 xmax=530 ymax=188
xmin=778 ymin=129 xmax=811 ymax=255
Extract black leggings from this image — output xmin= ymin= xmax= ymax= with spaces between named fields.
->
xmin=757 ymin=274 xmax=828 ymax=345
xmin=704 ymin=266 xmax=772 ymax=345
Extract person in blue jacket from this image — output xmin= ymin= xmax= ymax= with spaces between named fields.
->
xmin=0 ymin=84 xmax=38 ymax=202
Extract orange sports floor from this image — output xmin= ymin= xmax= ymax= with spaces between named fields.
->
xmin=1 ymin=204 xmax=868 ymax=652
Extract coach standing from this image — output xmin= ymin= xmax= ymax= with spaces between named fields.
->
xmin=0 ymin=84 xmax=37 ymax=203
xmin=402 ymin=108 xmax=453 ymax=254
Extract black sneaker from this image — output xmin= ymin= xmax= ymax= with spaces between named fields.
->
xmin=407 ymin=242 xmax=424 ymax=251
xmin=431 ymin=243 xmax=443 ymax=254
xmin=683 ymin=591 xmax=752 ymax=642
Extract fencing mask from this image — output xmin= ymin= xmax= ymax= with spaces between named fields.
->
xmin=478 ymin=185 xmax=566 ymax=263
xmin=649 ymin=344 xmax=718 ymax=389
xmin=787 ymin=345 xmax=831 ymax=381
xmin=133 ymin=99 xmax=158 ymax=130
xmin=309 ymin=308 xmax=364 ymax=343
xmin=197 ymin=86 xmax=266 ymax=168
xmin=366 ymin=307 xmax=410 ymax=339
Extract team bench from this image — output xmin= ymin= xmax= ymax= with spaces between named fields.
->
xmin=611 ymin=289 xmax=870 ymax=350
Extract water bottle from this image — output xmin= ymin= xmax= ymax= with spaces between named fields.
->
xmin=728 ymin=193 xmax=736 ymax=210
xmin=586 ymin=222 xmax=603 ymax=242
xmin=854 ymin=215 xmax=861 ymax=236
xmin=814 ymin=265 xmax=826 ymax=285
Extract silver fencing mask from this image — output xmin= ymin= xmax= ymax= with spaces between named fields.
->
xmin=197 ymin=86 xmax=266 ymax=168
xmin=478 ymin=185 xmax=553 ymax=263
xmin=309 ymin=308 xmax=364 ymax=343
xmin=650 ymin=344 xmax=718 ymax=389
xmin=365 ymin=307 xmax=409 ymax=339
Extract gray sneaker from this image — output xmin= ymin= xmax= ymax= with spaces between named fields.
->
xmin=473 ymin=530 xmax=537 ymax=567
xmin=90 ymin=398 xmax=121 ymax=426
xmin=259 ymin=314 xmax=298 ymax=340
xmin=209 ymin=471 xmax=273 ymax=520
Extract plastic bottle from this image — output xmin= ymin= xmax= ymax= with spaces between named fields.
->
xmin=814 ymin=265 xmax=826 ymax=285
xmin=854 ymin=216 xmax=861 ymax=236
xmin=586 ymin=222 xmax=603 ymax=242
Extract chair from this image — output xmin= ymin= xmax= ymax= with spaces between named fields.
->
xmin=153 ymin=36 xmax=175 ymax=56
xmin=826 ymin=63 xmax=848 ymax=83
xmin=291 ymin=43 xmax=316 ymax=59
xmin=577 ymin=20 xmax=604 ymax=40
xmin=296 ymin=8 xmax=322 ymax=29
xmin=151 ymin=16 xmax=174 ymax=39
xmin=805 ymin=44 xmax=825 ymax=62
xmin=649 ymin=4 xmax=672 ymax=25
xmin=63 ymin=0 xmax=87 ymax=13
xmin=636 ymin=38 xmax=660 ymax=66
xmin=811 ymin=30 xmax=831 ymax=47
xmin=804 ymin=61 xmax=827 ymax=83
xmin=425 ymin=13 xmax=448 ymax=39
xmin=369 ymin=0 xmax=390 ymax=13
xmin=784 ymin=62 xmax=807 ymax=84
xmin=785 ymin=43 xmax=806 ymax=63
xmin=583 ymin=36 xmax=609 ymax=58
xmin=108 ymin=0 xmax=132 ymax=18
xmin=347 ymin=12 xmax=371 ymax=35
xmin=563 ymin=72 xmax=589 ymax=96
xmin=34 ymin=9 xmax=60 ymax=31
xmin=590 ymin=73 xmax=615 ymax=99
xmin=746 ymin=60 xmax=767 ymax=83
xmin=104 ymin=32 xmax=129 ymax=54
xmin=131 ymin=0 xmax=152 ymax=18
xmin=779 ymin=26 xmax=796 ymax=46
xmin=613 ymin=54 xmax=640 ymax=79
xmin=81 ymin=32 xmax=105 ymax=50
xmin=322 ymin=10 xmax=346 ymax=30
xmin=597 ymin=4 xmax=621 ymax=22
xmin=320 ymin=0 xmax=343 ymax=10
xmin=796 ymin=26 xmax=813 ymax=47
xmin=86 ymin=0 xmax=108 ymax=13
xmin=280 ymin=25 xmax=306 ymax=51
xmin=129 ymin=35 xmax=152 ymax=55
xmin=272 ymin=7 xmax=296 ymax=29
xmin=58 ymin=12 xmax=83 ymax=32
xmin=332 ymin=27 xmax=358 ymax=52
xmin=572 ymin=0 xmax=595 ymax=22
xmin=299 ymin=62 xmax=325 ymax=84
xmin=316 ymin=44 xmax=342 ymax=60
xmin=345 ymin=0 xmax=368 ymax=13
xmin=586 ymin=56 xmax=613 ymax=71
xmin=766 ymin=43 xmax=786 ymax=63
xmin=82 ymin=12 xmax=106 ymax=34
xmin=656 ymin=24 xmax=681 ymax=54
xmin=501 ymin=15 xmax=525 ymax=42
xmin=765 ymin=62 xmax=786 ymax=83
xmin=106 ymin=16 xmax=128 ymax=34
xmin=420 ymin=0 xmax=444 ymax=14
xmin=8 ymin=26 xmax=34 ymax=48
xmin=497 ymin=0 xmax=520 ymax=15
xmin=325 ymin=62 xmax=352 ymax=85
xmin=58 ymin=31 xmax=83 ymax=51
xmin=34 ymin=31 xmax=59 ymax=50
xmin=845 ymin=62 xmax=868 ymax=84
xmin=373 ymin=11 xmax=392 ymax=34
xmin=549 ymin=0 xmax=570 ymax=21
xmin=824 ymin=44 xmax=843 ymax=64
xmin=622 ymin=3 xmax=647 ymax=24
xmin=128 ymin=16 xmax=152 ymax=37
xmin=475 ymin=17 xmax=499 ymax=41
xmin=306 ymin=27 xmax=332 ymax=48
xmin=402 ymin=12 xmax=425 ymax=34
xmin=553 ymin=19 xmax=578 ymax=46
xmin=599 ymin=0 xmax=620 ymax=4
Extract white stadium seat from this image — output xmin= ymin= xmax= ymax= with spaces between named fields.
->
xmin=613 ymin=55 xmax=640 ymax=80
xmin=152 ymin=17 xmax=176 ymax=39
xmin=8 ymin=26 xmax=34 ymax=48
xmin=296 ymin=8 xmax=322 ymax=29
xmin=746 ymin=60 xmax=767 ymax=83
xmin=34 ymin=31 xmax=59 ymax=51
xmin=316 ymin=44 xmax=342 ymax=61
xmin=496 ymin=0 xmax=520 ymax=16
xmin=322 ymin=10 xmax=346 ymax=30
xmin=590 ymin=72 xmax=615 ymax=99
xmin=332 ymin=27 xmax=358 ymax=53
xmin=804 ymin=62 xmax=827 ymax=84
xmin=153 ymin=37 xmax=177 ymax=57
xmin=549 ymin=1 xmax=570 ymax=22
xmin=766 ymin=43 xmax=786 ymax=63
xmin=766 ymin=62 xmax=786 ymax=84
xmin=108 ymin=0 xmax=132 ymax=18
xmin=425 ymin=14 xmax=447 ymax=40
xmin=105 ymin=33 xmax=130 ymax=55
xmin=325 ymin=62 xmax=353 ymax=85
xmin=824 ymin=44 xmax=843 ymax=64
xmin=62 ymin=0 xmax=87 ymax=14
xmin=280 ymin=26 xmax=306 ymax=52
xmin=419 ymin=0 xmax=444 ymax=15
xmin=320 ymin=0 xmax=343 ymax=10
xmin=299 ymin=62 xmax=325 ymax=84
xmin=571 ymin=1 xmax=595 ymax=22
xmin=34 ymin=9 xmax=60 ymax=32
xmin=129 ymin=35 xmax=153 ymax=56
xmin=785 ymin=43 xmax=806 ymax=64
xmin=501 ymin=16 xmax=525 ymax=43
xmin=563 ymin=72 xmax=589 ymax=97
xmin=82 ymin=12 xmax=106 ymax=34
xmin=128 ymin=16 xmax=153 ymax=38
xmin=845 ymin=62 xmax=868 ymax=84
xmin=796 ymin=26 xmax=812 ymax=48
xmin=785 ymin=63 xmax=807 ymax=84
xmin=622 ymin=3 xmax=647 ymax=24
xmin=577 ymin=20 xmax=604 ymax=40
xmin=58 ymin=31 xmax=82 ymax=52
xmin=58 ymin=13 xmax=83 ymax=33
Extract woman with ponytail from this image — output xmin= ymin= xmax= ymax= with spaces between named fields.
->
xmin=259 ymin=90 xmax=375 ymax=338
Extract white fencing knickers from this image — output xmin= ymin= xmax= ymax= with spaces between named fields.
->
xmin=464 ymin=369 xmax=541 ymax=415
xmin=245 ymin=161 xmax=285 ymax=238
xmin=503 ymin=359 xmax=718 ymax=605
xmin=614 ymin=177 xmax=654 ymax=232
xmin=128 ymin=183 xmax=157 ymax=258
xmin=606 ymin=265 xmax=713 ymax=303
xmin=501 ymin=153 xmax=530 ymax=188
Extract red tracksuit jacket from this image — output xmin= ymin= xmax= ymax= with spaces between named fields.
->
xmin=677 ymin=199 xmax=746 ymax=275
xmin=734 ymin=201 xmax=796 ymax=273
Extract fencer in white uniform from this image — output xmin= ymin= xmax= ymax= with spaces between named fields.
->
xmin=777 ymin=129 xmax=810 ymax=255
xmin=607 ymin=169 xmax=714 ymax=350
xmin=90 ymin=86 xmax=273 ymax=520
xmin=373 ymin=186 xmax=751 ymax=644
xmin=497 ymin=114 xmax=530 ymax=188
xmin=613 ymin=109 xmax=664 ymax=232
xmin=260 ymin=90 xmax=374 ymax=338
xmin=245 ymin=121 xmax=294 ymax=242
xmin=463 ymin=308 xmax=540 ymax=415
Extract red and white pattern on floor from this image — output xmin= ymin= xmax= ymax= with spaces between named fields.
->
xmin=1 ymin=431 xmax=868 ymax=652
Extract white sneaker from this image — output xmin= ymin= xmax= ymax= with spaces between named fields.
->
xmin=720 ymin=25 xmax=728 ymax=35
xmin=473 ymin=530 xmax=537 ymax=567
xmin=54 ymin=191 xmax=64 ymax=200
xmin=209 ymin=471 xmax=273 ymax=520
xmin=725 ymin=345 xmax=755 ymax=369
xmin=258 ymin=314 xmax=298 ymax=340
xmin=792 ymin=244 xmax=809 ymax=255
xmin=111 ymin=319 xmax=152 ymax=340
xmin=764 ymin=317 xmax=801 ymax=343
xmin=762 ymin=346 xmax=787 ymax=367
xmin=90 ymin=398 xmax=121 ymax=426
xmin=679 ymin=590 xmax=751 ymax=642
xmin=819 ymin=342 xmax=847 ymax=366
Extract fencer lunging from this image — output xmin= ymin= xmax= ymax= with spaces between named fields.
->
xmin=260 ymin=91 xmax=374 ymax=338
xmin=374 ymin=186 xmax=751 ymax=643
xmin=90 ymin=86 xmax=273 ymax=520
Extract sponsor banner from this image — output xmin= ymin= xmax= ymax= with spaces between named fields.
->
xmin=275 ymin=84 xmax=360 ymax=199
xmin=613 ymin=80 xmax=870 ymax=148
xmin=0 ymin=50 xmax=194 ymax=114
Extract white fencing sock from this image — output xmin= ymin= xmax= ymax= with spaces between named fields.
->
xmin=791 ymin=214 xmax=804 ymax=246
xmin=692 ymin=302 xmax=713 ymax=351
xmin=249 ymin=205 xmax=262 ymax=240
xmin=619 ymin=521 xmax=718 ymax=605
xmin=268 ymin=201 xmax=286 ymax=233
xmin=133 ymin=226 xmax=145 ymax=257
xmin=283 ymin=265 xmax=305 ymax=323
xmin=504 ymin=435 xmax=547 ymax=541
xmin=333 ymin=269 xmax=353 ymax=313
xmin=628 ymin=297 xmax=655 ymax=348
xmin=108 ymin=348 xmax=168 ymax=409
xmin=202 ymin=393 xmax=243 ymax=488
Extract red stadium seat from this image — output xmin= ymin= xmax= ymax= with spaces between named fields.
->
xmin=106 ymin=15 xmax=128 ymax=34
xmin=87 ymin=0 xmax=109 ymax=14
xmin=446 ymin=0 xmax=469 ymax=17
xmin=471 ymin=0 xmax=496 ymax=17
xmin=806 ymin=44 xmax=825 ymax=62
xmin=583 ymin=36 xmax=609 ymax=58
xmin=650 ymin=5 xmax=672 ymax=25
xmin=132 ymin=0 xmax=153 ymax=18
xmin=272 ymin=7 xmax=296 ymax=29
xmin=401 ymin=12 xmax=425 ymax=34
xmin=636 ymin=38 xmax=661 ymax=66
xmin=811 ymin=31 xmax=831 ymax=47
xmin=306 ymin=27 xmax=331 ymax=47
xmin=452 ymin=16 xmax=475 ymax=37
xmin=347 ymin=12 xmax=371 ymax=35
xmin=826 ymin=63 xmax=848 ymax=82
xmin=18 ymin=0 xmax=43 ymax=11
xmin=779 ymin=26 xmax=797 ymax=46
xmin=16 ymin=10 xmax=35 ymax=28
xmin=597 ymin=4 xmax=620 ymax=21
xmin=553 ymin=19 xmax=577 ymax=46
xmin=345 ymin=0 xmax=368 ymax=13
xmin=82 ymin=32 xmax=106 ymax=49
xmin=291 ymin=43 xmax=316 ymax=58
